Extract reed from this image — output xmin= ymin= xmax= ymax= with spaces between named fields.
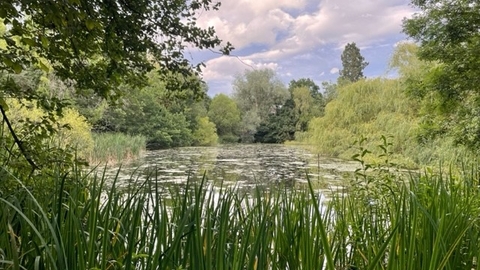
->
xmin=1 ymin=161 xmax=479 ymax=269
xmin=88 ymin=132 xmax=146 ymax=165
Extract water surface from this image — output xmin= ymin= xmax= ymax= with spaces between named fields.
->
xmin=98 ymin=144 xmax=358 ymax=194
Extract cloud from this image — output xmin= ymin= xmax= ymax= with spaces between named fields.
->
xmin=198 ymin=1 xmax=303 ymax=49
xmin=330 ymin=67 xmax=339 ymax=74
xmin=200 ymin=1 xmax=414 ymax=56
xmin=202 ymin=54 xmax=284 ymax=95
xmin=202 ymin=56 xmax=279 ymax=81
xmin=193 ymin=0 xmax=416 ymax=95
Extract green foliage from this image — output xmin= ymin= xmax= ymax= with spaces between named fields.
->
xmin=292 ymin=86 xmax=323 ymax=132
xmin=4 ymin=98 xmax=93 ymax=161
xmin=288 ymin=78 xmax=323 ymax=101
xmin=304 ymin=79 xmax=419 ymax=165
xmin=322 ymin=81 xmax=338 ymax=104
xmin=0 ymin=20 xmax=5 ymax=49
xmin=207 ymin=93 xmax=241 ymax=143
xmin=233 ymin=68 xmax=289 ymax=126
xmin=0 ymin=98 xmax=92 ymax=196
xmin=233 ymin=69 xmax=289 ymax=143
xmin=403 ymin=1 xmax=480 ymax=150
xmin=238 ymin=109 xmax=262 ymax=143
xmin=2 ymin=155 xmax=480 ymax=269
xmin=254 ymin=99 xmax=297 ymax=143
xmin=193 ymin=116 xmax=218 ymax=146
xmin=0 ymin=0 xmax=232 ymax=99
xmin=0 ymin=0 xmax=231 ymax=175
xmin=56 ymin=108 xmax=94 ymax=156
xmin=96 ymin=71 xmax=212 ymax=149
xmin=185 ymin=97 xmax=211 ymax=132
xmin=339 ymin=42 xmax=369 ymax=83
xmin=89 ymin=132 xmax=146 ymax=165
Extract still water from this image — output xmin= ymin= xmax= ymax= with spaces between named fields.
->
xmin=97 ymin=144 xmax=359 ymax=194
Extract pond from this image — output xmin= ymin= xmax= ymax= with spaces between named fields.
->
xmin=96 ymin=144 xmax=359 ymax=194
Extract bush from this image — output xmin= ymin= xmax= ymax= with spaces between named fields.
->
xmin=6 ymin=98 xmax=94 ymax=157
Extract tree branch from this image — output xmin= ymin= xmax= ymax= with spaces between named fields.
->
xmin=0 ymin=103 xmax=39 ymax=171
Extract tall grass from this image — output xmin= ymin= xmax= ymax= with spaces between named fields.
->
xmin=89 ymin=132 xmax=146 ymax=165
xmin=1 ymin=161 xmax=480 ymax=269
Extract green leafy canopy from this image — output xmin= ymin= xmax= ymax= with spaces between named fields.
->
xmin=0 ymin=0 xmax=233 ymax=99
xmin=403 ymin=0 xmax=480 ymax=148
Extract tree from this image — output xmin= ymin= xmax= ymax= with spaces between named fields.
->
xmin=403 ymin=1 xmax=480 ymax=148
xmin=192 ymin=117 xmax=218 ymax=146
xmin=233 ymin=69 xmax=289 ymax=141
xmin=339 ymin=42 xmax=368 ymax=83
xmin=254 ymin=98 xmax=297 ymax=143
xmin=0 ymin=1 xmax=231 ymax=171
xmin=304 ymin=79 xmax=418 ymax=160
xmin=289 ymin=78 xmax=321 ymax=98
xmin=292 ymin=86 xmax=323 ymax=132
xmin=97 ymin=71 xmax=207 ymax=149
xmin=0 ymin=1 xmax=232 ymax=98
xmin=208 ymin=94 xmax=241 ymax=143
xmin=322 ymin=81 xmax=338 ymax=104
xmin=238 ymin=109 xmax=262 ymax=143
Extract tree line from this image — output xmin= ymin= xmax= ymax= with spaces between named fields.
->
xmin=2 ymin=0 xmax=480 ymax=173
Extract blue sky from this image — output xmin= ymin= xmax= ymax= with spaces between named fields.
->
xmin=188 ymin=0 xmax=416 ymax=96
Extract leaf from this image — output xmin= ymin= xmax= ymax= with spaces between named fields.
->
xmin=21 ymin=37 xmax=36 ymax=47
xmin=40 ymin=36 xmax=49 ymax=48
xmin=0 ymin=97 xmax=9 ymax=111
xmin=38 ymin=60 xmax=50 ymax=72
xmin=85 ymin=19 xmax=96 ymax=30
xmin=12 ymin=63 xmax=22 ymax=73
xmin=3 ymin=57 xmax=23 ymax=73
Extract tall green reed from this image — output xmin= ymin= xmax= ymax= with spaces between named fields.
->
xmin=1 ymin=154 xmax=480 ymax=269
xmin=89 ymin=132 xmax=146 ymax=165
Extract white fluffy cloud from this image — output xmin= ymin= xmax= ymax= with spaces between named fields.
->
xmin=202 ymin=56 xmax=278 ymax=81
xmin=201 ymin=55 xmax=281 ymax=95
xmin=198 ymin=2 xmax=299 ymax=49
xmin=200 ymin=0 xmax=413 ymax=51
xmin=195 ymin=0 xmax=416 ymax=95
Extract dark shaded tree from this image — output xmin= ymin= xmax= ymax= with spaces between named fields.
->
xmin=254 ymin=99 xmax=297 ymax=143
xmin=339 ymin=42 xmax=368 ymax=83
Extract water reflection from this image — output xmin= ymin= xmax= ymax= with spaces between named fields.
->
xmin=97 ymin=144 xmax=359 ymax=193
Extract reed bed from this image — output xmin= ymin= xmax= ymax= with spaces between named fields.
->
xmin=88 ymin=132 xmax=146 ymax=165
xmin=1 ymin=162 xmax=480 ymax=269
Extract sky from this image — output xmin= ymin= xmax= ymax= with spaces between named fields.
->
xmin=187 ymin=0 xmax=417 ymax=96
